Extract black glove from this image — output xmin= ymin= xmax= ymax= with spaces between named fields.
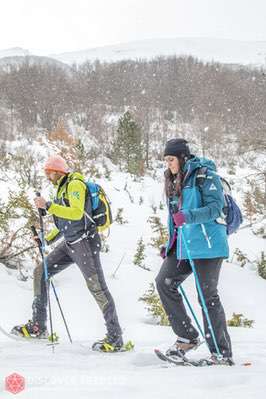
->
xmin=160 ymin=245 xmax=166 ymax=259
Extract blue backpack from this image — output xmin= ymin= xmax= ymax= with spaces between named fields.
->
xmin=84 ymin=181 xmax=113 ymax=233
xmin=69 ymin=178 xmax=113 ymax=233
xmin=196 ymin=167 xmax=243 ymax=235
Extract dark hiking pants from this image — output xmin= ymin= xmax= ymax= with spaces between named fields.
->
xmin=33 ymin=234 xmax=122 ymax=338
xmin=155 ymin=250 xmax=232 ymax=357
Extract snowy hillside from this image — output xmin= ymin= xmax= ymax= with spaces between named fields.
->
xmin=1 ymin=38 xmax=266 ymax=67
xmin=50 ymin=37 xmax=266 ymax=66
xmin=0 ymin=168 xmax=266 ymax=398
xmin=0 ymin=55 xmax=70 ymax=70
xmin=0 ymin=47 xmax=30 ymax=58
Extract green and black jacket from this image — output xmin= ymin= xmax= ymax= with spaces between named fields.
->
xmin=46 ymin=172 xmax=94 ymax=244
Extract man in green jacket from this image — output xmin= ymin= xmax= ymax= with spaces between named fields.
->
xmin=12 ymin=155 xmax=123 ymax=352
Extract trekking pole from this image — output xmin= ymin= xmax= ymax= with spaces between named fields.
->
xmin=178 ymin=285 xmax=205 ymax=340
xmin=111 ymin=253 xmax=126 ymax=279
xmin=50 ymin=282 xmax=73 ymax=344
xmin=35 ymin=192 xmax=56 ymax=351
xmin=180 ymin=227 xmax=222 ymax=358
xmin=31 ymin=226 xmax=73 ymax=344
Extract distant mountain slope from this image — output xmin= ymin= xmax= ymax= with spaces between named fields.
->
xmin=0 ymin=47 xmax=30 ymax=58
xmin=1 ymin=38 xmax=266 ymax=67
xmin=50 ymin=37 xmax=266 ymax=66
xmin=0 ymin=55 xmax=71 ymax=71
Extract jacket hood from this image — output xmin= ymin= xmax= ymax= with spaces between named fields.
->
xmin=183 ymin=156 xmax=217 ymax=175
xmin=68 ymin=172 xmax=85 ymax=181
xmin=56 ymin=172 xmax=85 ymax=188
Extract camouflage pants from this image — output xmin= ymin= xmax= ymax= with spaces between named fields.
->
xmin=33 ymin=234 xmax=122 ymax=337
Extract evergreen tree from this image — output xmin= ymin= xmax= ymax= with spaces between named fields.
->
xmin=227 ymin=313 xmax=254 ymax=328
xmin=139 ymin=283 xmax=170 ymax=326
xmin=133 ymin=237 xmax=150 ymax=271
xmin=257 ymin=251 xmax=266 ymax=280
xmin=112 ymin=111 xmax=144 ymax=176
xmin=243 ymin=191 xmax=257 ymax=224
xmin=148 ymin=216 xmax=168 ymax=249
xmin=115 ymin=208 xmax=128 ymax=225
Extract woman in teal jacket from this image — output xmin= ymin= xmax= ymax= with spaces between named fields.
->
xmin=156 ymin=138 xmax=233 ymax=365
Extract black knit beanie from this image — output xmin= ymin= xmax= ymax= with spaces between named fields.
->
xmin=164 ymin=138 xmax=190 ymax=158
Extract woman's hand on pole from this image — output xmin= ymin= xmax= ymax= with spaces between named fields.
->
xmin=173 ymin=211 xmax=186 ymax=227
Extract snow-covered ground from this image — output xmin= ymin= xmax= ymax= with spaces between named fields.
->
xmin=0 ymin=170 xmax=265 ymax=398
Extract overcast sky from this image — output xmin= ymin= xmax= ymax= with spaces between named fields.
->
xmin=1 ymin=0 xmax=266 ymax=54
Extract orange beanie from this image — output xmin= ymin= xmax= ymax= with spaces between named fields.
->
xmin=44 ymin=155 xmax=69 ymax=174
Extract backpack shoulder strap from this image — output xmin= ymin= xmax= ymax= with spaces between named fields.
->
xmin=220 ymin=177 xmax=231 ymax=193
xmin=195 ymin=166 xmax=208 ymax=187
xmin=194 ymin=166 xmax=209 ymax=206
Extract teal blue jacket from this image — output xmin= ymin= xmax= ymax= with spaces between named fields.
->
xmin=166 ymin=156 xmax=229 ymax=259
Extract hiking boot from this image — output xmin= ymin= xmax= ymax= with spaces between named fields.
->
xmin=92 ymin=334 xmax=124 ymax=352
xmin=202 ymin=354 xmax=235 ymax=366
xmin=11 ymin=320 xmax=48 ymax=339
xmin=166 ymin=336 xmax=200 ymax=358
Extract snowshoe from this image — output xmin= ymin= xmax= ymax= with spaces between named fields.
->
xmin=92 ymin=335 xmax=134 ymax=353
xmin=155 ymin=349 xmax=234 ymax=367
xmin=199 ymin=354 xmax=235 ymax=366
xmin=92 ymin=334 xmax=124 ymax=352
xmin=165 ymin=336 xmax=201 ymax=358
xmin=11 ymin=320 xmax=48 ymax=339
xmin=154 ymin=348 xmax=200 ymax=366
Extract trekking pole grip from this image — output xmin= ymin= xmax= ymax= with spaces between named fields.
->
xmin=30 ymin=225 xmax=38 ymax=237
xmin=35 ymin=192 xmax=46 ymax=217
